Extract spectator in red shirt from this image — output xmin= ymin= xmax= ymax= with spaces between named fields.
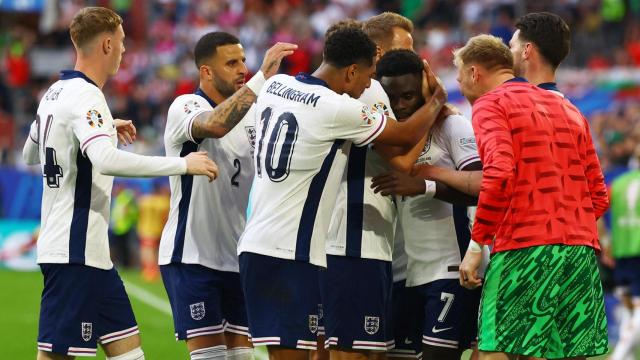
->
xmin=454 ymin=34 xmax=609 ymax=360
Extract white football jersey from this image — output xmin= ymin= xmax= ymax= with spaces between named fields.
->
xmin=35 ymin=70 xmax=118 ymax=270
xmin=159 ymin=90 xmax=256 ymax=272
xmin=237 ymin=73 xmax=387 ymax=267
xmin=397 ymin=114 xmax=481 ymax=287
xmin=326 ymin=80 xmax=397 ymax=261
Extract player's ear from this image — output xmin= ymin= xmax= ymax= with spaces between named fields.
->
xmin=345 ymin=64 xmax=358 ymax=83
xmin=199 ymin=65 xmax=212 ymax=80
xmin=523 ymin=42 xmax=533 ymax=60
xmin=470 ymin=65 xmax=479 ymax=84
xmin=102 ymin=36 xmax=111 ymax=55
xmin=375 ymin=46 xmax=382 ymax=63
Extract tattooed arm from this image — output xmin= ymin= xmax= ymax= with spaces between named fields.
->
xmin=191 ymin=42 xmax=297 ymax=139
xmin=191 ymin=86 xmax=257 ymax=139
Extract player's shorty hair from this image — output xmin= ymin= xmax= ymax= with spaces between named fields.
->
xmin=363 ymin=12 xmax=413 ymax=49
xmin=375 ymin=49 xmax=423 ymax=80
xmin=70 ymin=7 xmax=122 ymax=49
xmin=453 ymin=34 xmax=513 ymax=71
xmin=325 ymin=19 xmax=362 ymax=39
xmin=194 ymin=32 xmax=241 ymax=68
xmin=324 ymin=27 xmax=376 ymax=68
xmin=515 ymin=12 xmax=570 ymax=70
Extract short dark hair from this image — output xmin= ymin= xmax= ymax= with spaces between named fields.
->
xmin=376 ymin=49 xmax=423 ymax=80
xmin=325 ymin=19 xmax=362 ymax=39
xmin=515 ymin=12 xmax=570 ymax=70
xmin=194 ymin=31 xmax=240 ymax=68
xmin=323 ymin=27 xmax=376 ymax=68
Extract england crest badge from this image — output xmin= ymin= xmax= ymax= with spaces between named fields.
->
xmin=190 ymin=302 xmax=206 ymax=320
xmin=308 ymin=315 xmax=319 ymax=334
xmin=81 ymin=322 xmax=93 ymax=342
xmin=364 ymin=316 xmax=380 ymax=335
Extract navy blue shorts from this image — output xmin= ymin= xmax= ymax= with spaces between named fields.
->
xmin=160 ymin=263 xmax=248 ymax=340
xmin=239 ymin=252 xmax=321 ymax=350
xmin=408 ymin=279 xmax=481 ymax=350
xmin=614 ymin=257 xmax=640 ymax=297
xmin=37 ymin=264 xmax=138 ymax=357
xmin=388 ymin=280 xmax=422 ymax=359
xmin=319 ymin=255 xmax=394 ymax=351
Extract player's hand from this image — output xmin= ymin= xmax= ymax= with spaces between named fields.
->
xmin=114 ymin=119 xmax=136 ymax=146
xmin=184 ymin=151 xmax=219 ymax=182
xmin=371 ymin=171 xmax=426 ymax=197
xmin=422 ymin=60 xmax=447 ymax=106
xmin=459 ymin=250 xmax=483 ymax=289
xmin=260 ymin=42 xmax=298 ymax=79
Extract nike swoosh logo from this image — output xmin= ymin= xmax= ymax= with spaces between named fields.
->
xmin=432 ymin=326 xmax=453 ymax=333
xmin=404 ymin=338 xmax=412 ymax=345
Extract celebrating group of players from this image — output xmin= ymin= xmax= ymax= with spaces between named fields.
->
xmin=25 ymin=5 xmax=610 ymax=360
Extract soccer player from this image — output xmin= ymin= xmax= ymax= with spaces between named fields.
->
xmin=321 ymin=15 xmax=427 ymax=360
xmin=22 ymin=7 xmax=218 ymax=360
xmin=454 ymin=34 xmax=609 ymax=360
xmin=371 ymin=49 xmax=483 ymax=360
xmin=608 ymin=158 xmax=640 ymax=360
xmin=159 ymin=32 xmax=295 ymax=360
xmin=414 ymin=12 xmax=573 ymax=197
xmin=237 ymin=26 xmax=446 ymax=360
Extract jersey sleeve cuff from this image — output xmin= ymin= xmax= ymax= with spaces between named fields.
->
xmin=185 ymin=109 xmax=209 ymax=143
xmin=457 ymin=155 xmax=481 ymax=170
xmin=80 ymin=133 xmax=112 ymax=155
xmin=354 ymin=114 xmax=387 ymax=147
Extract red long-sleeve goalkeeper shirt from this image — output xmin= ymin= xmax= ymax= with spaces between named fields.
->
xmin=471 ymin=79 xmax=609 ymax=253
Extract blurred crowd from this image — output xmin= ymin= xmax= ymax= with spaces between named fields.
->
xmin=1 ymin=0 xmax=640 ymax=176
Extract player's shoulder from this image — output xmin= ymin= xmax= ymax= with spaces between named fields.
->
xmin=168 ymin=93 xmax=210 ymax=119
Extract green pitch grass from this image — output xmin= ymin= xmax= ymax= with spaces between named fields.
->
xmin=0 ymin=269 xmax=268 ymax=359
xmin=0 ymin=269 xmax=610 ymax=359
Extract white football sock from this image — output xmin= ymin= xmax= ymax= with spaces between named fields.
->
xmin=190 ymin=345 xmax=227 ymax=360
xmin=106 ymin=347 xmax=144 ymax=360
xmin=226 ymin=347 xmax=253 ymax=360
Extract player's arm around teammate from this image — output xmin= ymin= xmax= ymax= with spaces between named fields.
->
xmin=188 ymin=41 xmax=297 ymax=140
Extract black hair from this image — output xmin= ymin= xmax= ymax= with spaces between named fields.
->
xmin=375 ymin=49 xmax=423 ymax=80
xmin=515 ymin=12 xmax=570 ymax=70
xmin=194 ymin=31 xmax=240 ymax=68
xmin=323 ymin=27 xmax=376 ymax=68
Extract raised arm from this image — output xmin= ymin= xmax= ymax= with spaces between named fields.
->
xmin=191 ymin=42 xmax=297 ymax=139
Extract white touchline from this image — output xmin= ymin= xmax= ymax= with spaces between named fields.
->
xmin=123 ymin=280 xmax=172 ymax=315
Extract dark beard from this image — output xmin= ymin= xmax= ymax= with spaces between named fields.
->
xmin=213 ymin=76 xmax=236 ymax=98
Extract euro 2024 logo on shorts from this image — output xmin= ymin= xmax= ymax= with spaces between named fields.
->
xmin=86 ymin=110 xmax=103 ymax=128
xmin=190 ymin=302 xmax=206 ymax=320
xmin=81 ymin=322 xmax=93 ymax=342
xmin=364 ymin=316 xmax=380 ymax=335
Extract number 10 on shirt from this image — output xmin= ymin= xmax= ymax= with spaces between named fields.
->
xmin=256 ymin=106 xmax=299 ymax=182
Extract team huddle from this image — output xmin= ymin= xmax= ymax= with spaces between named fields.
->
xmin=25 ymin=6 xmax=609 ymax=360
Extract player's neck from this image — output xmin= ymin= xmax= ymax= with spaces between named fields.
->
xmin=524 ymin=62 xmax=556 ymax=86
xmin=74 ymin=59 xmax=108 ymax=89
xmin=199 ymin=82 xmax=227 ymax=105
xmin=488 ymin=70 xmax=516 ymax=91
xmin=312 ymin=64 xmax=344 ymax=94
